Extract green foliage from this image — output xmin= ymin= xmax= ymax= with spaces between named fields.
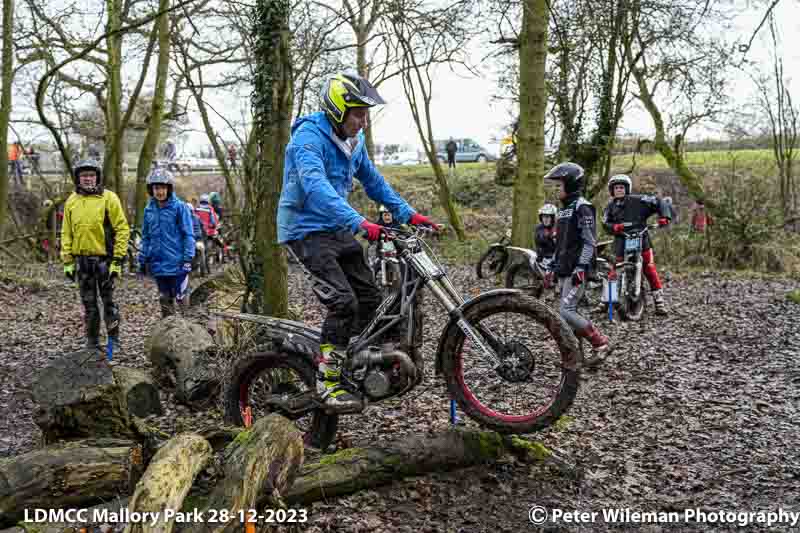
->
xmin=786 ymin=289 xmax=800 ymax=304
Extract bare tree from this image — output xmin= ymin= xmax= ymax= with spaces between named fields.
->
xmin=0 ymin=0 xmax=14 ymax=239
xmin=387 ymin=0 xmax=468 ymax=240
xmin=622 ymin=0 xmax=732 ymax=205
xmin=754 ymin=13 xmax=798 ymax=222
xmin=512 ymin=0 xmax=548 ymax=249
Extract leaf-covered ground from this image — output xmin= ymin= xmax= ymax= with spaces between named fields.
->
xmin=1 ymin=265 xmax=799 ymax=532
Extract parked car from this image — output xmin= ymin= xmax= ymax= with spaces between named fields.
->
xmin=435 ymin=138 xmax=496 ymax=163
xmin=384 ymin=151 xmax=421 ymax=166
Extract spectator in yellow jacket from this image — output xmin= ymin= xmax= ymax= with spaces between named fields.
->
xmin=61 ymin=159 xmax=130 ymax=351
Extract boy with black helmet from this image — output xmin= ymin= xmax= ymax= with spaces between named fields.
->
xmin=544 ymin=162 xmax=609 ymax=362
xmin=602 ymin=174 xmax=671 ymax=315
xmin=139 ymin=169 xmax=195 ymax=317
xmin=61 ymin=159 xmax=130 ymax=350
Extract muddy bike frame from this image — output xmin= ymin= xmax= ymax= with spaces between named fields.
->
xmin=289 ymin=226 xmax=504 ymax=371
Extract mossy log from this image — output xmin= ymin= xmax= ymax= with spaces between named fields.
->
xmin=145 ymin=317 xmax=219 ymax=407
xmin=123 ymin=434 xmax=212 ymax=533
xmin=188 ymin=414 xmax=304 ymax=533
xmin=0 ymin=438 xmax=144 ymax=528
xmin=32 ymin=350 xmax=162 ymax=443
xmin=286 ymin=428 xmax=569 ymax=504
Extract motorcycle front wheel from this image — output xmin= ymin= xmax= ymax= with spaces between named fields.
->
xmin=619 ymin=267 xmax=646 ymax=321
xmin=476 ymin=244 xmax=510 ymax=279
xmin=440 ymin=292 xmax=580 ymax=434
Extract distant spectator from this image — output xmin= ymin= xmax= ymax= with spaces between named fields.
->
xmin=162 ymin=140 xmax=177 ymax=161
xmin=8 ymin=142 xmax=23 ymax=185
xmin=27 ymin=146 xmax=41 ymax=174
xmin=227 ymin=144 xmax=238 ymax=171
xmin=691 ymin=201 xmax=712 ymax=233
xmin=446 ymin=137 xmax=457 ymax=169
xmin=87 ymin=143 xmax=101 ymax=160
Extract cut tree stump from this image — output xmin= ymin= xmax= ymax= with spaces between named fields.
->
xmin=145 ymin=316 xmax=219 ymax=407
xmin=32 ymin=350 xmax=162 ymax=443
xmin=187 ymin=414 xmax=304 ymax=533
xmin=286 ymin=428 xmax=570 ymax=504
xmin=123 ymin=433 xmax=212 ymax=533
xmin=0 ymin=438 xmax=144 ymax=528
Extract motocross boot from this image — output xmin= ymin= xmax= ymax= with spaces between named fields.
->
xmin=652 ymin=289 xmax=668 ymax=316
xmin=578 ymin=325 xmax=610 ymax=367
xmin=315 ymin=344 xmax=364 ymax=414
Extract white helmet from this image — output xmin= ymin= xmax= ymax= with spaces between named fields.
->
xmin=608 ymin=174 xmax=632 ymax=196
xmin=538 ymin=203 xmax=557 ymax=224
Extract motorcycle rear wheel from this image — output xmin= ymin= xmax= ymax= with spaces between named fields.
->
xmin=223 ymin=349 xmax=338 ymax=451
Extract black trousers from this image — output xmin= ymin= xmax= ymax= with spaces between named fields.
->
xmin=447 ymin=154 xmax=456 ymax=168
xmin=77 ymin=256 xmax=120 ymax=339
xmin=289 ymin=231 xmax=381 ymax=347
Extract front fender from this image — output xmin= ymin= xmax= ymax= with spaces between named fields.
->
xmin=434 ymin=288 xmax=522 ymax=375
xmin=214 ymin=312 xmax=321 ymax=365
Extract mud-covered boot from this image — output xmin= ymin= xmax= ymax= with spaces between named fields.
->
xmin=652 ymin=289 xmax=668 ymax=316
xmin=315 ymin=344 xmax=364 ymax=414
xmin=578 ymin=325 xmax=610 ymax=367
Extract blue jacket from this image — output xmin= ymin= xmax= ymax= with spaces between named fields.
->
xmin=277 ymin=112 xmax=415 ymax=243
xmin=139 ymin=193 xmax=195 ymax=276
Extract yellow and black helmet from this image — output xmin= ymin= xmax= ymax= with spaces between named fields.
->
xmin=320 ymin=72 xmax=386 ymax=124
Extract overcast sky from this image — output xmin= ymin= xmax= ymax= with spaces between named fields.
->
xmin=363 ymin=0 xmax=800 ymax=156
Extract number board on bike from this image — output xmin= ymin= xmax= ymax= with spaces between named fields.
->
xmin=625 ymin=237 xmax=641 ymax=251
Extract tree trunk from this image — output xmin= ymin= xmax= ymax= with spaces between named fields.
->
xmin=192 ymin=414 xmax=304 ymax=533
xmin=32 ymin=350 xmax=163 ymax=443
xmin=105 ymin=0 xmax=125 ymax=199
xmin=0 ymin=438 xmax=144 ymax=528
xmin=123 ymin=433 xmax=212 ymax=533
xmin=286 ymin=428 xmax=564 ymax=504
xmin=513 ymin=0 xmax=548 ymax=249
xmin=134 ymin=0 xmax=171 ymax=228
xmin=244 ymin=0 xmax=291 ymax=317
xmin=0 ymin=0 xmax=13 ymax=240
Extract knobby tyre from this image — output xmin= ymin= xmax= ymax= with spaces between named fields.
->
xmin=476 ymin=245 xmax=509 ymax=279
xmin=440 ymin=292 xmax=580 ymax=434
xmin=223 ymin=349 xmax=338 ymax=451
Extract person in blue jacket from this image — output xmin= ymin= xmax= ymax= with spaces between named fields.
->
xmin=277 ymin=71 xmax=438 ymax=414
xmin=138 ymin=169 xmax=195 ymax=317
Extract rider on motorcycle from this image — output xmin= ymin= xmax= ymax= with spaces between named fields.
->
xmin=545 ymin=162 xmax=610 ymax=359
xmin=277 ymin=71 xmax=438 ymax=413
xmin=602 ymin=174 xmax=671 ymax=315
xmin=376 ymin=204 xmax=402 ymax=230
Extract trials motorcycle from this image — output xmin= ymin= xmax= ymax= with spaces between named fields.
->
xmin=220 ymin=226 xmax=582 ymax=450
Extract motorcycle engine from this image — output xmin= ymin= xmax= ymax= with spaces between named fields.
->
xmin=348 ymin=344 xmax=415 ymax=401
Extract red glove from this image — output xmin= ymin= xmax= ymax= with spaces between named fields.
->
xmin=571 ymin=268 xmax=586 ymax=286
xmin=543 ymin=271 xmax=554 ymax=289
xmin=409 ymin=213 xmax=436 ymax=228
xmin=612 ymin=223 xmax=625 ymax=234
xmin=360 ymin=220 xmax=384 ymax=241
xmin=658 ymin=217 xmax=670 ymax=227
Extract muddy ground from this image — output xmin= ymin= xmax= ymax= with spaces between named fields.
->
xmin=1 ymin=264 xmax=799 ymax=532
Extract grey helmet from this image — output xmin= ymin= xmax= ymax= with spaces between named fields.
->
xmin=538 ymin=203 xmax=557 ymax=224
xmin=146 ymin=168 xmax=175 ymax=196
xmin=608 ymin=174 xmax=632 ymax=196
xmin=72 ymin=159 xmax=103 ymax=192
xmin=199 ymin=193 xmax=210 ymax=204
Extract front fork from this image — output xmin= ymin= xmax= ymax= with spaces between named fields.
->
xmin=425 ymin=275 xmax=503 ymax=369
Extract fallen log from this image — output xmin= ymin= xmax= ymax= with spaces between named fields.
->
xmin=145 ymin=317 xmax=220 ymax=407
xmin=189 ymin=414 xmax=304 ymax=533
xmin=123 ymin=434 xmax=212 ymax=533
xmin=0 ymin=438 xmax=144 ymax=528
xmin=286 ymin=428 xmax=573 ymax=504
xmin=32 ymin=350 xmax=163 ymax=443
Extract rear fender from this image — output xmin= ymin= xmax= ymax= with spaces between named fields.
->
xmin=214 ymin=312 xmax=320 ymax=365
xmin=434 ymin=288 xmax=521 ymax=375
